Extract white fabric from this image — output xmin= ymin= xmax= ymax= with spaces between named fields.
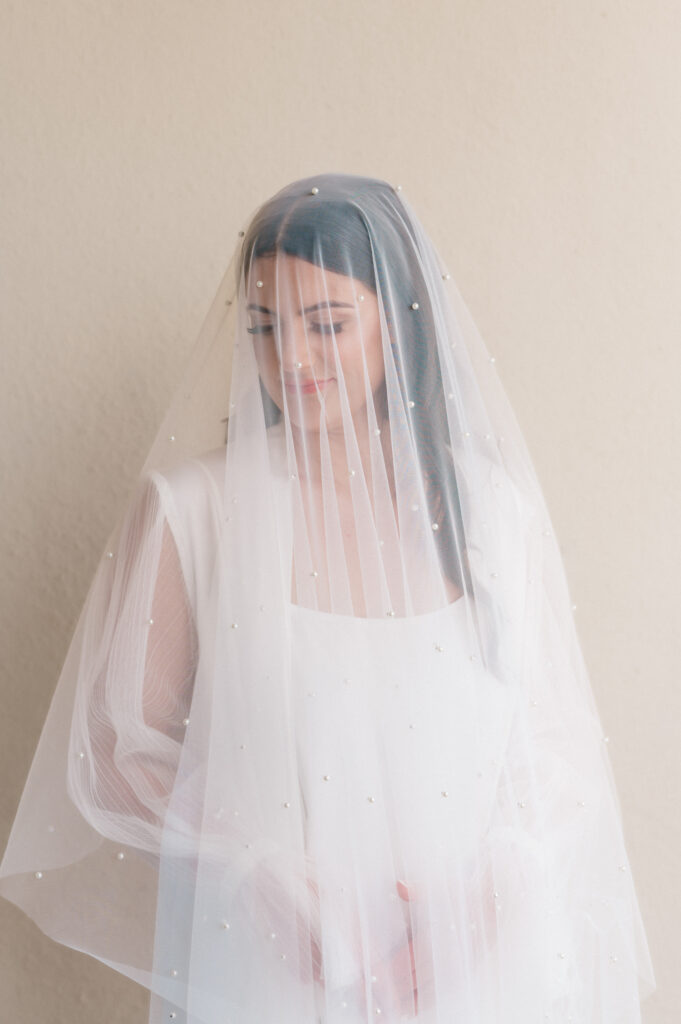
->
xmin=0 ymin=173 xmax=656 ymax=1022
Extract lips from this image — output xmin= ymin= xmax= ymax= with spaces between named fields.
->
xmin=285 ymin=378 xmax=334 ymax=394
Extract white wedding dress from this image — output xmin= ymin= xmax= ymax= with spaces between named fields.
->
xmin=148 ymin=428 xmax=602 ymax=1022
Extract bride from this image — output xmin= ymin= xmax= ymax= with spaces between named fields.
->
xmin=0 ymin=172 xmax=656 ymax=1023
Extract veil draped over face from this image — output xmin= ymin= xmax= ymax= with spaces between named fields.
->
xmin=0 ymin=173 xmax=655 ymax=1023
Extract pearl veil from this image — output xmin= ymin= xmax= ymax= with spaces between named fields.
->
xmin=0 ymin=173 xmax=656 ymax=1022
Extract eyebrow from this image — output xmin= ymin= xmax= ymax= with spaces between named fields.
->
xmin=246 ymin=300 xmax=355 ymax=315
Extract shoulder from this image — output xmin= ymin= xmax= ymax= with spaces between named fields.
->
xmin=145 ymin=447 xmax=227 ymax=611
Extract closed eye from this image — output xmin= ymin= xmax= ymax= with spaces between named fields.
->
xmin=246 ymin=322 xmax=345 ymax=335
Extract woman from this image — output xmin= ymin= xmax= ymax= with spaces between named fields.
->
xmin=0 ymin=173 xmax=656 ymax=1022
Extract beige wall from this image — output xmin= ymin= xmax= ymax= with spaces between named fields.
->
xmin=1 ymin=1 xmax=677 ymax=1020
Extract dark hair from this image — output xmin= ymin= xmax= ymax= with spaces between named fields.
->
xmin=238 ymin=173 xmax=470 ymax=593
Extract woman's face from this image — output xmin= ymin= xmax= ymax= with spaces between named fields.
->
xmin=246 ymin=254 xmax=386 ymax=433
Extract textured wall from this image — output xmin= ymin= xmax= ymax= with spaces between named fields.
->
xmin=1 ymin=1 xmax=677 ymax=1020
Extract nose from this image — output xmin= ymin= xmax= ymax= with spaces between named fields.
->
xmin=277 ymin=320 xmax=317 ymax=373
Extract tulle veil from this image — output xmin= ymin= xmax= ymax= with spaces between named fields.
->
xmin=0 ymin=172 xmax=656 ymax=1022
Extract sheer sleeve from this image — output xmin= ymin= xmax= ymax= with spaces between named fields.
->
xmin=67 ymin=473 xmax=199 ymax=855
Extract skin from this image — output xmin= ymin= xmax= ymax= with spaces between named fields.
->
xmin=246 ymin=252 xmax=389 ymax=495
xmin=245 ymin=253 xmax=463 ymax=611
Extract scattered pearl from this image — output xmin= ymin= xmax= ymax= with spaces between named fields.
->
xmin=442 ymin=272 xmax=451 ymax=280
xmin=148 ymin=618 xmax=154 ymax=625
xmin=256 ymin=280 xmax=264 ymax=288
xmin=410 ymin=302 xmax=419 ymax=310
xmin=323 ymin=774 xmax=331 ymax=781
xmin=78 ymin=751 xmax=85 ymax=759
xmin=106 ymin=551 xmax=114 ymax=558
xmin=283 ymin=801 xmax=290 ymax=808
xmin=270 ymin=931 xmax=277 ymax=939
xmin=441 ymin=790 xmax=449 ymax=797
xmin=182 ymin=718 xmax=190 ymax=726
xmin=349 ymin=469 xmax=356 ymax=477
xmin=294 ymin=361 xmax=303 ymax=368
xmin=169 ymin=435 xmax=176 ymax=442
xmin=386 ymin=609 xmax=395 ymax=617
xmin=374 ymin=427 xmax=381 ymax=435
xmin=239 ymin=743 xmax=246 ymax=749
xmin=280 ymin=953 xmax=287 ymax=960
xmin=169 ymin=1014 xmax=177 ymax=1020
xmin=310 ymin=570 xmax=319 ymax=578
xmin=116 ymin=851 xmax=125 ymax=860
xmin=358 ymin=294 xmax=365 ymax=302
xmin=434 ymin=644 xmax=444 ymax=652
xmin=407 ymin=399 xmax=415 ymax=408
xmin=221 ymin=921 xmax=231 ymax=929
xmin=231 ymin=622 xmax=239 ymax=629
xmin=34 ymin=871 xmax=43 ymax=879
xmin=170 ymin=968 xmax=178 ymax=977
xmin=394 ymin=184 xmax=402 ymax=192
xmin=431 ymin=522 xmax=439 ymax=531
xmin=618 ymin=864 xmax=627 ymax=872
xmin=517 ymin=800 xmax=526 ymax=808
xmin=367 ymin=795 xmax=376 ymax=803
xmin=310 ymin=187 xmax=319 ymax=195
xmin=603 ymin=736 xmax=610 ymax=744
xmin=558 ymin=952 xmax=566 ymax=959
xmin=609 ymin=953 xmax=618 ymax=962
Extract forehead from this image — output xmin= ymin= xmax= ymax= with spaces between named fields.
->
xmin=247 ymin=253 xmax=360 ymax=302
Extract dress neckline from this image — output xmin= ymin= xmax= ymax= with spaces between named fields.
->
xmin=288 ymin=595 xmax=467 ymax=626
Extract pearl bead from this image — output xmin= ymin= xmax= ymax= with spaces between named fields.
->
xmin=170 ymin=968 xmax=178 ymax=977
xmin=434 ymin=644 xmax=444 ymax=652
xmin=394 ymin=184 xmax=402 ymax=192
xmin=442 ymin=272 xmax=451 ymax=280
xmin=358 ymin=294 xmax=365 ymax=302
xmin=441 ymin=790 xmax=449 ymax=797
xmin=116 ymin=851 xmax=125 ymax=860
xmin=231 ymin=622 xmax=238 ymax=629
xmin=490 ymin=356 xmax=496 ymax=363
xmin=323 ymin=774 xmax=331 ymax=781
xmin=169 ymin=1014 xmax=177 ymax=1020
xmin=238 ymin=230 xmax=245 ymax=237
xmin=182 ymin=718 xmax=190 ymax=726
xmin=410 ymin=302 xmax=419 ymax=310
xmin=386 ymin=609 xmax=395 ymax=617
xmin=618 ymin=864 xmax=627 ymax=872
xmin=310 ymin=570 xmax=319 ymax=578
xmin=603 ymin=736 xmax=610 ymax=744
xmin=222 ymin=921 xmax=231 ymax=929
xmin=572 ymin=603 xmax=577 ymax=611
xmin=367 ymin=795 xmax=376 ymax=802
xmin=106 ymin=551 xmax=114 ymax=558
xmin=374 ymin=427 xmax=381 ymax=435
xmin=517 ymin=800 xmax=526 ymax=808
xmin=407 ymin=399 xmax=415 ymax=408
xmin=239 ymin=743 xmax=246 ymax=749
xmin=490 ymin=572 xmax=498 ymax=578
xmin=78 ymin=751 xmax=85 ymax=758
xmin=294 ymin=361 xmax=303 ymax=368
xmin=280 ymin=953 xmax=287 ymax=960
xmin=558 ymin=952 xmax=566 ymax=959
xmin=34 ymin=871 xmax=43 ymax=879
xmin=431 ymin=522 xmax=439 ymax=531
xmin=169 ymin=434 xmax=176 ymax=442
xmin=283 ymin=801 xmax=290 ymax=808
xmin=270 ymin=931 xmax=277 ymax=939
xmin=148 ymin=618 xmax=154 ymax=625
xmin=609 ymin=953 xmax=618 ymax=962
xmin=310 ymin=187 xmax=319 ymax=195
xmin=256 ymin=280 xmax=264 ymax=288
xmin=349 ymin=469 xmax=356 ymax=477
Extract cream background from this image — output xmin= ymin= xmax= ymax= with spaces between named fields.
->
xmin=1 ymin=1 xmax=677 ymax=1020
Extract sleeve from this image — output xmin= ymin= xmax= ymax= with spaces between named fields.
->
xmin=66 ymin=470 xmax=200 ymax=856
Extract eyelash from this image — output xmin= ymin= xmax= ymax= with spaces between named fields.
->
xmin=246 ymin=322 xmax=344 ymax=336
